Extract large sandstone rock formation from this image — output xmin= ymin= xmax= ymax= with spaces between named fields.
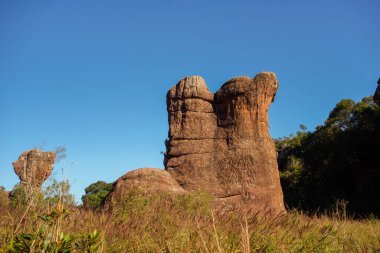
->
xmin=12 ymin=149 xmax=56 ymax=187
xmin=374 ymin=78 xmax=380 ymax=106
xmin=105 ymin=168 xmax=185 ymax=208
xmin=165 ymin=72 xmax=285 ymax=213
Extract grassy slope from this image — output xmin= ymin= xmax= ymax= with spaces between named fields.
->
xmin=1 ymin=191 xmax=380 ymax=252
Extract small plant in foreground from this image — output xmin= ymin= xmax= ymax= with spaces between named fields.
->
xmin=4 ymin=178 xmax=101 ymax=253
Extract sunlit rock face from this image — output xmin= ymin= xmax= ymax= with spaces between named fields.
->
xmin=165 ymin=72 xmax=286 ymax=214
xmin=12 ymin=149 xmax=56 ymax=187
xmin=104 ymin=168 xmax=185 ymax=209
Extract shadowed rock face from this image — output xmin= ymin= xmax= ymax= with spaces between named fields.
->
xmin=12 ymin=149 xmax=56 ymax=187
xmin=165 ymin=72 xmax=285 ymax=213
xmin=374 ymin=78 xmax=380 ymax=106
xmin=104 ymin=168 xmax=185 ymax=208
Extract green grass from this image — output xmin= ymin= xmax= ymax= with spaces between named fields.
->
xmin=1 ymin=190 xmax=380 ymax=252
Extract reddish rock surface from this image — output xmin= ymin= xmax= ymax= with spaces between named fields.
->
xmin=165 ymin=72 xmax=285 ymax=213
xmin=12 ymin=149 xmax=56 ymax=187
xmin=374 ymin=78 xmax=380 ymax=106
xmin=104 ymin=168 xmax=185 ymax=208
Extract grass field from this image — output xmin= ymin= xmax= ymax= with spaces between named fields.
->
xmin=1 ymin=190 xmax=379 ymax=252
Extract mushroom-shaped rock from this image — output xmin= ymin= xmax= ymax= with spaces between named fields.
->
xmin=104 ymin=168 xmax=185 ymax=208
xmin=165 ymin=72 xmax=285 ymax=214
xmin=12 ymin=149 xmax=56 ymax=187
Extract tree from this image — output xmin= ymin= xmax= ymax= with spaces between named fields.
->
xmin=277 ymin=96 xmax=380 ymax=216
xmin=44 ymin=179 xmax=76 ymax=207
xmin=81 ymin=181 xmax=113 ymax=210
xmin=275 ymin=124 xmax=309 ymax=208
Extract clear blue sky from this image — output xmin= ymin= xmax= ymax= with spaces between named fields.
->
xmin=1 ymin=0 xmax=379 ymax=202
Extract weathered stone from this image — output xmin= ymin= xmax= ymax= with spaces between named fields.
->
xmin=165 ymin=72 xmax=285 ymax=214
xmin=166 ymin=76 xmax=217 ymax=140
xmin=12 ymin=149 xmax=56 ymax=187
xmin=374 ymin=78 xmax=380 ymax=106
xmin=104 ymin=168 xmax=185 ymax=208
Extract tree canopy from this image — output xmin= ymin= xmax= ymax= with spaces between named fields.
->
xmin=276 ymin=96 xmax=380 ymax=216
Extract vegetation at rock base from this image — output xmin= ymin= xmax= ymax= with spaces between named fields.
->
xmin=81 ymin=181 xmax=113 ymax=210
xmin=1 ymin=179 xmax=100 ymax=253
xmin=276 ymin=96 xmax=380 ymax=216
xmin=1 ymin=184 xmax=380 ymax=252
xmin=8 ymin=183 xmax=44 ymax=210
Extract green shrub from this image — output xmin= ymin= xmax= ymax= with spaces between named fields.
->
xmin=6 ymin=179 xmax=101 ymax=253
xmin=9 ymin=183 xmax=44 ymax=210
xmin=44 ymin=179 xmax=76 ymax=208
xmin=7 ymin=209 xmax=101 ymax=253
xmin=81 ymin=181 xmax=113 ymax=210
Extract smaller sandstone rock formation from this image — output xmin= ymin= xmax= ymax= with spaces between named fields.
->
xmin=374 ymin=78 xmax=380 ymax=106
xmin=12 ymin=149 xmax=56 ymax=187
xmin=104 ymin=168 xmax=185 ymax=208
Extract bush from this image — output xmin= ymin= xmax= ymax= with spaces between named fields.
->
xmin=7 ymin=209 xmax=101 ymax=252
xmin=9 ymin=183 xmax=44 ymax=210
xmin=44 ymin=179 xmax=76 ymax=208
xmin=81 ymin=181 xmax=113 ymax=210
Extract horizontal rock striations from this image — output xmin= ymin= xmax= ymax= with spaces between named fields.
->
xmin=165 ymin=72 xmax=285 ymax=213
xmin=12 ymin=149 xmax=56 ymax=187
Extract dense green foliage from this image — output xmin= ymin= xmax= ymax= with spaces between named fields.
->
xmin=276 ymin=96 xmax=380 ymax=216
xmin=81 ymin=181 xmax=113 ymax=210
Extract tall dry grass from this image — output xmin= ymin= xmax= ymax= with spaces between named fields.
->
xmin=1 ymin=190 xmax=380 ymax=252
